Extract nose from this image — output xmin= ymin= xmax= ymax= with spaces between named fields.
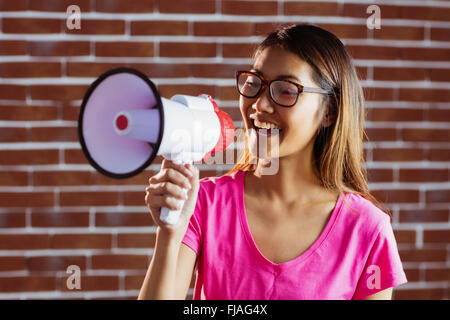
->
xmin=252 ymin=87 xmax=275 ymax=114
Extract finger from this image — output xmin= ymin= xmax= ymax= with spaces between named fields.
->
xmin=161 ymin=158 xmax=193 ymax=178
xmin=147 ymin=181 xmax=188 ymax=200
xmin=148 ymin=194 xmax=182 ymax=211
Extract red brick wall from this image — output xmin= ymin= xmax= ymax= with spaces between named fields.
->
xmin=0 ymin=0 xmax=449 ymax=300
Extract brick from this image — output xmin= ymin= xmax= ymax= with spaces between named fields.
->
xmin=399 ymin=89 xmax=450 ymax=102
xmin=0 ymin=40 xmax=27 ymax=55
xmin=399 ymin=248 xmax=446 ymax=262
xmin=364 ymin=128 xmax=397 ymax=142
xmin=91 ymin=254 xmax=149 ymax=270
xmin=52 ymin=234 xmax=112 ymax=249
xmin=316 ymin=23 xmax=369 ymax=39
xmin=130 ymin=20 xmax=188 ymax=36
xmin=0 ymin=171 xmax=28 ymax=186
xmin=223 ymin=1 xmax=277 ymax=16
xmin=399 ymin=169 xmax=448 ymax=182
xmin=429 ymin=149 xmax=450 ymax=161
xmin=402 ymin=129 xmax=449 ymax=142
xmin=33 ymin=171 xmax=94 ymax=186
xmin=30 ymin=85 xmax=88 ymax=101
xmin=371 ymin=189 xmax=420 ymax=203
xmin=373 ymin=67 xmax=427 ymax=81
xmin=403 ymin=268 xmax=420 ymax=282
xmin=124 ymin=274 xmax=145 ymax=290
xmin=343 ymin=4 xmax=399 ymax=19
xmin=373 ymin=26 xmax=424 ymax=40
xmin=30 ymin=126 xmax=78 ymax=142
xmin=364 ymin=87 xmax=395 ymax=101
xmin=95 ymin=212 xmax=154 ymax=227
xmin=159 ymin=42 xmax=216 ymax=58
xmin=117 ymin=234 xmax=156 ymax=248
xmin=0 ymin=62 xmax=61 ymax=78
xmin=284 ymin=1 xmax=339 ymax=16
xmin=159 ymin=0 xmax=215 ymax=14
xmin=29 ymin=0 xmax=91 ymax=12
xmin=66 ymin=19 xmax=125 ymax=35
xmin=218 ymin=86 xmax=239 ymax=101
xmin=59 ymin=192 xmax=120 ymax=206
xmin=401 ymin=47 xmax=450 ymax=61
xmin=0 ymin=234 xmax=51 ymax=250
xmin=423 ymin=230 xmax=450 ymax=244
xmin=395 ymin=288 xmax=446 ymax=300
xmin=0 ymin=127 xmax=28 ymax=142
xmin=123 ymin=192 xmax=146 ymax=206
xmin=158 ymin=84 xmax=216 ymax=98
xmin=0 ymin=213 xmax=26 ymax=228
xmin=367 ymin=107 xmax=424 ymax=121
xmin=222 ymin=43 xmax=257 ymax=58
xmin=96 ymin=0 xmax=154 ymax=12
xmin=32 ymin=212 xmax=90 ymax=228
xmin=399 ymin=209 xmax=448 ymax=223
xmin=0 ymin=105 xmax=58 ymax=121
xmin=0 ymin=85 xmax=26 ymax=100
xmin=95 ymin=42 xmax=154 ymax=57
xmin=0 ymin=149 xmax=59 ymax=165
xmin=194 ymin=22 xmax=253 ymax=37
xmin=61 ymin=275 xmax=119 ymax=292
xmin=429 ymin=108 xmax=450 ymax=121
xmin=430 ymin=28 xmax=450 ymax=42
xmin=424 ymin=268 xmax=450 ymax=282
xmin=0 ymin=0 xmax=27 ymax=10
xmin=0 ymin=192 xmax=54 ymax=208
xmin=346 ymin=45 xmax=399 ymax=60
xmin=64 ymin=149 xmax=90 ymax=165
xmin=372 ymin=148 xmax=426 ymax=162
xmin=30 ymin=41 xmax=90 ymax=56
xmin=394 ymin=230 xmax=415 ymax=244
xmin=27 ymin=255 xmax=87 ymax=272
xmin=429 ymin=69 xmax=450 ymax=82
xmin=190 ymin=63 xmax=249 ymax=78
xmin=366 ymin=168 xmax=393 ymax=182
xmin=0 ymin=276 xmax=56 ymax=292
xmin=0 ymin=257 xmax=26 ymax=271
xmin=2 ymin=18 xmax=61 ymax=34
xmin=426 ymin=190 xmax=450 ymax=203
xmin=93 ymin=170 xmax=152 ymax=186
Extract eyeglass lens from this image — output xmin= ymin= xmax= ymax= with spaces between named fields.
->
xmin=237 ymin=73 xmax=299 ymax=107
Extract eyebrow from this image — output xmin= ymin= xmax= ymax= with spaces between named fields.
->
xmin=251 ymin=68 xmax=302 ymax=83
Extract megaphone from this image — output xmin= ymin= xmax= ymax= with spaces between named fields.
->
xmin=78 ymin=67 xmax=235 ymax=225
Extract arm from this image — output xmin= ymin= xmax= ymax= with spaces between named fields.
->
xmin=363 ymin=287 xmax=393 ymax=300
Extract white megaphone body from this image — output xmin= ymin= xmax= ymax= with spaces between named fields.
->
xmin=78 ymin=68 xmax=235 ymax=225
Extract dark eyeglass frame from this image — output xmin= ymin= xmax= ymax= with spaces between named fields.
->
xmin=236 ymin=70 xmax=331 ymax=107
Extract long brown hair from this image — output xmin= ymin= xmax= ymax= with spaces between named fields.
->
xmin=226 ymin=24 xmax=392 ymax=220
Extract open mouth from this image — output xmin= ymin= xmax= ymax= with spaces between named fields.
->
xmin=250 ymin=119 xmax=283 ymax=136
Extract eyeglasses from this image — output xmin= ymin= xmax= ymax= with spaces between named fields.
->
xmin=236 ymin=70 xmax=331 ymax=107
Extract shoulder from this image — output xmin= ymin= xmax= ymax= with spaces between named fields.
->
xmin=340 ymin=192 xmax=391 ymax=238
xmin=197 ymin=170 xmax=244 ymax=201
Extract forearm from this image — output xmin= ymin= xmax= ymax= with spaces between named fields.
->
xmin=138 ymin=228 xmax=181 ymax=300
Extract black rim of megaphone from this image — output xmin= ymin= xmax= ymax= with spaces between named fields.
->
xmin=78 ymin=67 xmax=164 ymax=179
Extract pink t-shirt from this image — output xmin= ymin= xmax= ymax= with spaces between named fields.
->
xmin=182 ymin=170 xmax=408 ymax=300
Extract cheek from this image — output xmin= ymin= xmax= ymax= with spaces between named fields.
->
xmin=283 ymin=96 xmax=322 ymax=140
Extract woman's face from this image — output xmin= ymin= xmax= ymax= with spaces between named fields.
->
xmin=239 ymin=46 xmax=326 ymax=160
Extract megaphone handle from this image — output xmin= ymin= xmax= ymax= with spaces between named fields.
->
xmin=159 ymin=158 xmax=192 ymax=225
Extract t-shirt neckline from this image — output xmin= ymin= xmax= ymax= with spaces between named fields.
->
xmin=238 ymin=169 xmax=344 ymax=270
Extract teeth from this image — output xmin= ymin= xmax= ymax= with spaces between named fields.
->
xmin=254 ymin=119 xmax=281 ymax=130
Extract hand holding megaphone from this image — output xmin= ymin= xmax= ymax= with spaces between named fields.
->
xmin=145 ymin=159 xmax=200 ymax=234
xmin=78 ymin=67 xmax=235 ymax=226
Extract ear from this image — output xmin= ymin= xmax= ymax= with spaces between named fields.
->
xmin=321 ymin=96 xmax=338 ymax=128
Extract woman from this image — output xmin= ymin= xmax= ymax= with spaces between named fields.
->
xmin=138 ymin=24 xmax=407 ymax=300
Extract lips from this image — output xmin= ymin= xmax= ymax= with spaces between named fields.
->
xmin=248 ymin=113 xmax=283 ymax=133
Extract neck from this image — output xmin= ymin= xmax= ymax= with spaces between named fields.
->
xmin=252 ymin=142 xmax=326 ymax=204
